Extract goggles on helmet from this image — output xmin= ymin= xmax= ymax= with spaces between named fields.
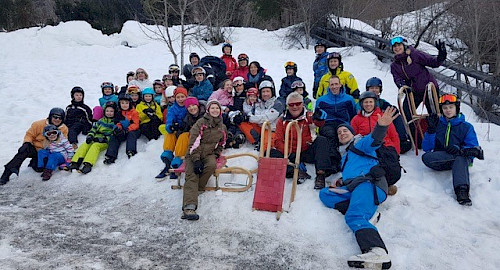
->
xmin=284 ymin=61 xmax=296 ymax=68
xmin=439 ymin=94 xmax=458 ymax=104
xmin=390 ymin=36 xmax=405 ymax=46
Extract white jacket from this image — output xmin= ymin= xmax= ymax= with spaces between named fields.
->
xmin=248 ymin=97 xmax=284 ymax=130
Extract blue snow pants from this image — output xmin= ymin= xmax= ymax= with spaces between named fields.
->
xmin=37 ymin=150 xmax=66 ymax=171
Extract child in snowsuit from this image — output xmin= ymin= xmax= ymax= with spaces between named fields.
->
xmin=182 ymin=99 xmax=227 ymax=220
xmin=153 ymin=79 xmax=165 ymax=105
xmin=1 ymin=108 xmax=68 ymax=185
xmin=313 ymin=42 xmax=329 ymax=98
xmin=157 ymin=87 xmax=189 ymax=178
xmin=225 ymin=77 xmax=247 ymax=148
xmin=65 ymin=86 xmax=93 ymax=147
xmin=127 ymin=85 xmax=141 ymax=108
xmin=231 ymin=53 xmax=249 ymax=81
xmin=191 ymin=67 xmax=213 ymax=102
xmin=221 ymin=43 xmax=237 ymax=77
xmin=93 ymin=82 xmax=118 ymax=120
xmin=279 ymin=61 xmax=303 ymax=105
xmin=37 ymin=125 xmax=75 ymax=181
xmin=136 ymin=87 xmax=163 ymax=140
xmin=68 ymin=102 xmax=118 ymax=174
xmin=103 ymin=94 xmax=140 ymax=164
xmin=421 ymin=94 xmax=483 ymax=206
xmin=319 ymin=107 xmax=398 ymax=269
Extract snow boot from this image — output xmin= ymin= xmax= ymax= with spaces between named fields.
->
xmin=181 ymin=209 xmax=199 ymax=221
xmin=233 ymin=134 xmax=246 ymax=149
xmin=169 ymin=172 xmax=178 ymax=179
xmin=400 ymin=139 xmax=412 ymax=154
xmin=387 ymin=185 xmax=398 ymax=196
xmin=126 ymin=151 xmax=136 ymax=159
xmin=455 ymin=185 xmax=472 ymax=206
xmin=78 ymin=162 xmax=92 ymax=174
xmin=297 ymin=171 xmax=311 ymax=184
xmin=65 ymin=158 xmax=83 ymax=172
xmin=348 ymin=247 xmax=391 ymax=269
xmin=103 ymin=157 xmax=116 ymax=165
xmin=155 ymin=166 xmax=170 ymax=179
xmin=314 ymin=173 xmax=326 ymax=190
xmin=41 ymin=169 xmax=53 ymax=181
xmin=0 ymin=168 xmax=13 ymax=185
xmin=369 ymin=211 xmax=381 ymax=226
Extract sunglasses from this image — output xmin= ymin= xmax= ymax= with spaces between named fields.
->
xmin=390 ymin=36 xmax=405 ymax=46
xmin=52 ymin=115 xmax=63 ymax=120
xmin=169 ymin=70 xmax=180 ymax=73
xmin=136 ymin=71 xmax=145 ymax=74
xmin=46 ymin=130 xmax=58 ymax=136
xmin=288 ymin=102 xmax=303 ymax=107
xmin=439 ymin=94 xmax=458 ymax=104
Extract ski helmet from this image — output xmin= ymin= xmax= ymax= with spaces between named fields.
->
xmin=390 ymin=36 xmax=407 ymax=47
xmin=43 ymin=124 xmax=60 ymax=138
xmin=284 ymin=61 xmax=298 ymax=73
xmin=153 ymin=79 xmax=165 ymax=88
xmin=118 ymin=93 xmax=132 ymax=102
xmin=192 ymin=66 xmax=206 ymax=76
xmin=142 ymin=87 xmax=155 ymax=97
xmin=165 ymin=86 xmax=177 ymax=97
xmin=189 ymin=52 xmax=200 ymax=62
xmin=237 ymin=53 xmax=249 ymax=62
xmin=126 ymin=71 xmax=135 ymax=82
xmin=103 ymin=101 xmax=118 ymax=117
xmin=258 ymin=80 xmax=275 ymax=97
xmin=327 ymin=52 xmax=343 ymax=71
xmin=438 ymin=93 xmax=460 ymax=115
xmin=246 ymin=88 xmax=259 ymax=97
xmin=127 ymin=85 xmax=140 ymax=95
xmin=222 ymin=43 xmax=232 ymax=53
xmin=101 ymin=82 xmax=114 ymax=95
xmin=359 ymin=91 xmax=378 ymax=109
xmin=365 ymin=77 xmax=383 ymax=92
xmin=71 ymin=86 xmax=84 ymax=100
xmin=48 ymin=107 xmax=66 ymax=124
xmin=314 ymin=41 xmax=327 ymax=51
xmin=169 ymin=64 xmax=180 ymax=73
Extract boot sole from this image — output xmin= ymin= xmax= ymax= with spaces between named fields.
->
xmin=348 ymin=261 xmax=391 ymax=269
xmin=181 ymin=214 xmax=199 ymax=221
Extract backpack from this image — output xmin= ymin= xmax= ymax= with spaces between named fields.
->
xmin=349 ymin=144 xmax=402 ymax=186
xmin=199 ymin=56 xmax=227 ymax=89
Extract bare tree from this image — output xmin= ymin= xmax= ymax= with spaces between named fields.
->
xmin=193 ymin=0 xmax=243 ymax=45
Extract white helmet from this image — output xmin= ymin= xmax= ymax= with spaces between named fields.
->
xmin=165 ymin=86 xmax=177 ymax=97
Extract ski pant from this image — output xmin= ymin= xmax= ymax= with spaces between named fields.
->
xmin=67 ymin=122 xmax=91 ymax=144
xmin=318 ymin=122 xmax=343 ymax=171
xmin=4 ymin=142 xmax=38 ymax=173
xmin=182 ymin=155 xmax=217 ymax=209
xmin=319 ymin=181 xmax=388 ymax=253
xmin=71 ymin=142 xmax=108 ymax=165
xmin=239 ymin=122 xmax=274 ymax=148
xmin=163 ymin=132 xmax=189 ymax=157
xmin=105 ymin=130 xmax=140 ymax=159
xmin=140 ymin=117 xmax=162 ymax=140
xmin=269 ymin=135 xmax=339 ymax=175
xmin=37 ymin=150 xmax=66 ymax=171
xmin=421 ymin=151 xmax=470 ymax=188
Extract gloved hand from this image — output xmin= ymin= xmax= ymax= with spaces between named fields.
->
xmin=435 ymin=39 xmax=447 ymax=62
xmin=445 ymin=145 xmax=460 ymax=155
xmin=143 ymin=108 xmax=155 ymax=118
xmin=170 ymin=122 xmax=180 ymax=132
xmin=461 ymin=146 xmax=484 ymax=160
xmin=426 ymin=113 xmax=439 ymax=134
xmin=313 ymin=109 xmax=327 ymax=121
xmin=95 ymin=137 xmax=107 ymax=143
xmin=86 ymin=136 xmax=93 ymax=144
xmin=193 ymin=160 xmax=204 ymax=175
xmin=120 ymin=120 xmax=130 ymax=130
xmin=113 ymin=127 xmax=126 ymax=137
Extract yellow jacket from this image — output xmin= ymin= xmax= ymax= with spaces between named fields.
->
xmin=136 ymin=101 xmax=163 ymax=124
xmin=24 ymin=119 xmax=69 ymax=151
xmin=316 ymin=69 xmax=359 ymax=99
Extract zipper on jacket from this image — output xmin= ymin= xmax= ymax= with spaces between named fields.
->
xmin=445 ymin=121 xmax=451 ymax=147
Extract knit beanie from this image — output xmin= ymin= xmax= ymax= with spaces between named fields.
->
xmin=174 ymin=87 xmax=188 ymax=97
xmin=337 ymin=123 xmax=355 ymax=135
xmin=206 ymin=99 xmax=222 ymax=117
xmin=185 ymin=97 xmax=199 ymax=108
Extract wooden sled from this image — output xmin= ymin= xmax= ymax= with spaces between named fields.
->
xmin=252 ymin=120 xmax=302 ymax=220
xmin=397 ymin=82 xmax=439 ymax=155
xmin=169 ymin=153 xmax=258 ymax=192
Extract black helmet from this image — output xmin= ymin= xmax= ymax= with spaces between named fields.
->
xmin=71 ymin=86 xmax=84 ymax=100
xmin=118 ymin=94 xmax=132 ymax=102
xmin=189 ymin=52 xmax=200 ymax=61
xmin=438 ymin=94 xmax=460 ymax=115
xmin=43 ymin=124 xmax=60 ymax=138
xmin=327 ymin=52 xmax=342 ymax=62
xmin=359 ymin=91 xmax=378 ymax=106
xmin=222 ymin=43 xmax=232 ymax=53
xmin=365 ymin=77 xmax=383 ymax=92
xmin=103 ymin=102 xmax=118 ymax=118
xmin=314 ymin=41 xmax=327 ymax=50
xmin=48 ymin=107 xmax=65 ymax=125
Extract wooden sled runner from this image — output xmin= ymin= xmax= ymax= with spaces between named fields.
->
xmin=252 ymin=120 xmax=302 ymax=220
xmin=169 ymin=153 xmax=258 ymax=192
xmin=397 ymin=82 xmax=440 ymax=154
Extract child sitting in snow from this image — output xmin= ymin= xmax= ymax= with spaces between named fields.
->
xmin=68 ymin=102 xmax=118 ymax=174
xmin=153 ymin=79 xmax=165 ymax=105
xmin=157 ymin=87 xmax=188 ymax=178
xmin=38 ymin=125 xmax=75 ymax=181
xmin=191 ymin=67 xmax=213 ymax=102
xmin=181 ymin=99 xmax=227 ymax=221
xmin=93 ymin=82 xmax=118 ymax=120
xmin=127 ymin=85 xmax=141 ymax=107
xmin=161 ymin=85 xmax=177 ymax=122
xmin=136 ymin=87 xmax=163 ymax=140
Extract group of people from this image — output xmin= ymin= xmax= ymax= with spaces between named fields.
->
xmin=0 ymin=37 xmax=484 ymax=269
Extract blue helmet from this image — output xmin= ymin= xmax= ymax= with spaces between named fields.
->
xmin=142 ymin=87 xmax=155 ymax=96
xmin=365 ymin=77 xmax=383 ymax=92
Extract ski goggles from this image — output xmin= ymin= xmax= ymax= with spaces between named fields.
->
xmin=51 ymin=115 xmax=63 ymax=120
xmin=390 ymin=36 xmax=405 ymax=46
xmin=439 ymin=94 xmax=458 ymax=104
xmin=287 ymin=101 xmax=303 ymax=107
xmin=162 ymin=74 xmax=173 ymax=81
xmin=233 ymin=82 xmax=244 ymax=87
xmin=45 ymin=130 xmax=59 ymax=137
xmin=101 ymin=82 xmax=114 ymax=89
xmin=291 ymin=81 xmax=305 ymax=89
xmin=284 ymin=61 xmax=296 ymax=68
xmin=238 ymin=54 xmax=248 ymax=61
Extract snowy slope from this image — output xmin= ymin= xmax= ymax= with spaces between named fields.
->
xmin=0 ymin=21 xmax=499 ymax=270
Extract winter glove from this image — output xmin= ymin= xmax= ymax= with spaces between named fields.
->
xmin=113 ymin=127 xmax=126 ymax=137
xmin=95 ymin=137 xmax=107 ymax=143
xmin=120 ymin=120 xmax=130 ymax=130
xmin=86 ymin=136 xmax=93 ymax=144
xmin=445 ymin=145 xmax=461 ymax=155
xmin=435 ymin=39 xmax=447 ymax=62
xmin=313 ymin=109 xmax=327 ymax=121
xmin=143 ymin=108 xmax=155 ymax=118
xmin=351 ymin=89 xmax=360 ymax=100
xmin=193 ymin=160 xmax=204 ymax=175
xmin=233 ymin=113 xmax=246 ymax=125
xmin=426 ymin=113 xmax=439 ymax=134
xmin=461 ymin=146 xmax=484 ymax=160
xmin=169 ymin=122 xmax=180 ymax=132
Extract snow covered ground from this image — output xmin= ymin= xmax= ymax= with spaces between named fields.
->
xmin=1 ymin=21 xmax=499 ymax=269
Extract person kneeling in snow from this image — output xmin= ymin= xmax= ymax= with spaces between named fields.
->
xmin=421 ymin=94 xmax=483 ymax=206
xmin=319 ymin=107 xmax=398 ymax=269
xmin=182 ymin=100 xmax=227 ymax=220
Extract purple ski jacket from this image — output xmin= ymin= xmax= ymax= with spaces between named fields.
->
xmin=390 ymin=46 xmax=443 ymax=93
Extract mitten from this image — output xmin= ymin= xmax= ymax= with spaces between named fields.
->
xmin=445 ymin=145 xmax=460 ymax=155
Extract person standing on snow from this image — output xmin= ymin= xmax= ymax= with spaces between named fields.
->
xmin=231 ymin=53 xmax=250 ymax=81
xmin=390 ymin=36 xmax=446 ymax=146
xmin=319 ymin=107 xmax=399 ymax=269
xmin=221 ymin=43 xmax=237 ymax=78
xmin=1 ymin=108 xmax=68 ymax=185
xmin=279 ymin=61 xmax=303 ymax=105
xmin=421 ymin=94 xmax=483 ymax=206
xmin=312 ymin=41 xmax=329 ymax=98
